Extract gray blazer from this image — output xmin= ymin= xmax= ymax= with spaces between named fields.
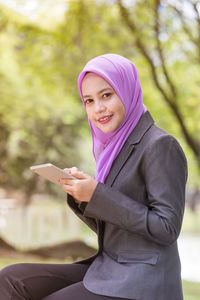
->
xmin=67 ymin=111 xmax=187 ymax=300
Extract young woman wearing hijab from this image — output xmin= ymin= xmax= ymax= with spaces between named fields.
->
xmin=0 ymin=54 xmax=187 ymax=300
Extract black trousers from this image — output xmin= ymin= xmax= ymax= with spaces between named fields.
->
xmin=0 ymin=262 xmax=129 ymax=300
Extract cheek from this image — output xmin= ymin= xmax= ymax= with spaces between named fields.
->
xmin=121 ymin=106 xmax=126 ymax=119
xmin=113 ymin=96 xmax=125 ymax=117
xmin=85 ymin=107 xmax=93 ymax=120
xmin=117 ymin=102 xmax=125 ymax=120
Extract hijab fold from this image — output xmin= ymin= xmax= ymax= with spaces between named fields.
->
xmin=78 ymin=54 xmax=146 ymax=183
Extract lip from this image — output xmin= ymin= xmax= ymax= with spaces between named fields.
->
xmin=98 ymin=114 xmax=113 ymax=124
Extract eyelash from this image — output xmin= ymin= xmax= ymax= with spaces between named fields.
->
xmin=84 ymin=99 xmax=93 ymax=104
xmin=103 ymin=93 xmax=111 ymax=98
xmin=84 ymin=93 xmax=112 ymax=104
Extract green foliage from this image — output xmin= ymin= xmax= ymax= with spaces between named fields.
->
xmin=0 ymin=0 xmax=199 ymax=199
xmin=0 ymin=1 xmax=137 ymax=198
xmin=0 ymin=5 xmax=85 ymax=197
xmin=117 ymin=0 xmax=200 ymax=184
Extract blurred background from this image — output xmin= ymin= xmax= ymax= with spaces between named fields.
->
xmin=0 ymin=0 xmax=200 ymax=299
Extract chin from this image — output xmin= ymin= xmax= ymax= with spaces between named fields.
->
xmin=100 ymin=127 xmax=115 ymax=133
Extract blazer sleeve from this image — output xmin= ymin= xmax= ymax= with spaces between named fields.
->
xmin=82 ymin=135 xmax=188 ymax=246
xmin=67 ymin=194 xmax=97 ymax=233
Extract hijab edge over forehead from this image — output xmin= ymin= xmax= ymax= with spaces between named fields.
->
xmin=78 ymin=69 xmax=123 ymax=107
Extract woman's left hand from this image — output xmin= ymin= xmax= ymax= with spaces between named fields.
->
xmin=59 ymin=167 xmax=98 ymax=203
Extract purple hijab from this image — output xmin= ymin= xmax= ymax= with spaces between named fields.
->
xmin=78 ymin=54 xmax=146 ymax=183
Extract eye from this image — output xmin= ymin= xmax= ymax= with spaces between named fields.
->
xmin=84 ymin=99 xmax=93 ymax=104
xmin=102 ymin=93 xmax=111 ymax=99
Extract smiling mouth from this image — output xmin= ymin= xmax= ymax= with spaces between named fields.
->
xmin=98 ymin=114 xmax=113 ymax=124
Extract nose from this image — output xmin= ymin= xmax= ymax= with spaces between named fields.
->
xmin=95 ymin=100 xmax=106 ymax=113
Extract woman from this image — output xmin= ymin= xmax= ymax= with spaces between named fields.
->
xmin=0 ymin=54 xmax=187 ymax=300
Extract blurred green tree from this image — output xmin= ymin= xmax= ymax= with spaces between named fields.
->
xmin=0 ymin=1 xmax=136 ymax=200
xmin=0 ymin=0 xmax=199 ymax=204
xmin=0 ymin=5 xmax=83 ymax=201
xmin=117 ymin=0 xmax=200 ymax=174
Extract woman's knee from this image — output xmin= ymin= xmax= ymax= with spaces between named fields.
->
xmin=0 ymin=263 xmax=27 ymax=283
xmin=0 ymin=264 xmax=33 ymax=299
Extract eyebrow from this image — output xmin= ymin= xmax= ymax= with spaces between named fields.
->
xmin=83 ymin=87 xmax=113 ymax=99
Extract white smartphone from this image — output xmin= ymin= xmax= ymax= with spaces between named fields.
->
xmin=30 ymin=163 xmax=75 ymax=185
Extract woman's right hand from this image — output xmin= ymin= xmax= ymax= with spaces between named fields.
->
xmin=60 ymin=166 xmax=97 ymax=203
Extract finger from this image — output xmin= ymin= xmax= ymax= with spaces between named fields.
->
xmin=59 ymin=178 xmax=74 ymax=185
xmin=70 ymin=170 xmax=88 ymax=180
xmin=64 ymin=167 xmax=76 ymax=175
xmin=63 ymin=167 xmax=78 ymax=175
xmin=70 ymin=167 xmax=79 ymax=172
xmin=62 ymin=184 xmax=74 ymax=195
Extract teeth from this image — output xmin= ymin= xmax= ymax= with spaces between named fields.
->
xmin=100 ymin=115 xmax=112 ymax=121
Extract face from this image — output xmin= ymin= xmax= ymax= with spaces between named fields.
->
xmin=81 ymin=73 xmax=125 ymax=133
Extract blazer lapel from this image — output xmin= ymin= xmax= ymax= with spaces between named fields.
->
xmin=105 ymin=111 xmax=154 ymax=187
xmin=105 ymin=143 xmax=135 ymax=186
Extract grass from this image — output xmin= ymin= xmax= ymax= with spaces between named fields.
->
xmin=0 ymin=255 xmax=199 ymax=299
xmin=0 ymin=253 xmax=72 ymax=269
xmin=183 ymin=280 xmax=200 ymax=300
